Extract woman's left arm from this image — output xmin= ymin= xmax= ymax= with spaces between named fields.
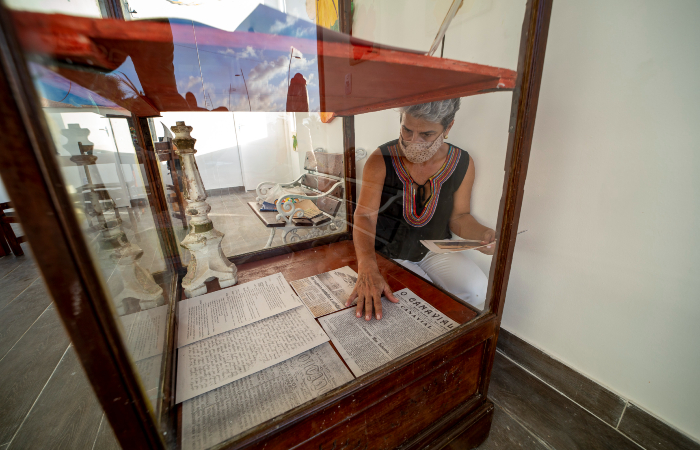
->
xmin=449 ymin=155 xmax=496 ymax=255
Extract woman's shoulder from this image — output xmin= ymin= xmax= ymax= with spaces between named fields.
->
xmin=447 ymin=142 xmax=469 ymax=156
xmin=362 ymin=148 xmax=389 ymax=182
xmin=378 ymin=138 xmax=399 ymax=153
xmin=447 ymin=143 xmax=470 ymax=165
xmin=446 ymin=143 xmax=471 ymax=179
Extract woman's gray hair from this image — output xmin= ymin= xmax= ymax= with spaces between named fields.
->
xmin=399 ymin=98 xmax=461 ymax=129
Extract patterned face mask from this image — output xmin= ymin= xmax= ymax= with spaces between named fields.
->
xmin=398 ymin=129 xmax=445 ymax=163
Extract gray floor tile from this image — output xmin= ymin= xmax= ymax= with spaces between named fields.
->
xmin=489 ymin=353 xmax=640 ymax=450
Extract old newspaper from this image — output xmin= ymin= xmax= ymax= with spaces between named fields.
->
xmin=176 ymin=306 xmax=329 ymax=403
xmin=177 ymin=273 xmax=303 ymax=347
xmin=181 ymin=343 xmax=353 ymax=450
xmin=290 ymin=266 xmax=358 ymax=317
xmin=318 ymin=288 xmax=458 ymax=377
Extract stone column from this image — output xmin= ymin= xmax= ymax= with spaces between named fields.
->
xmin=70 ymin=141 xmax=163 ymax=315
xmin=171 ymin=121 xmax=237 ymax=297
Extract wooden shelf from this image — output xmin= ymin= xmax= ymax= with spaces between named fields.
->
xmin=13 ymin=9 xmax=516 ymax=117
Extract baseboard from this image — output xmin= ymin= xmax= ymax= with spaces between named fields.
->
xmin=205 ymin=186 xmax=245 ymax=196
xmin=497 ymin=327 xmax=700 ymax=450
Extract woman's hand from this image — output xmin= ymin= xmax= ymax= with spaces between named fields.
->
xmin=478 ymin=228 xmax=496 ymax=255
xmin=346 ymin=269 xmax=399 ymax=320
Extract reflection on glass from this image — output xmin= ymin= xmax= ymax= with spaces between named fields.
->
xmin=35 ymin=93 xmax=173 ymax=419
xmin=353 ymin=0 xmax=525 ymax=68
xmin=147 ymin=111 xmax=347 ymax=261
xmin=353 ymin=99 xmax=494 ymax=317
xmin=6 ymin=0 xmax=528 ymax=445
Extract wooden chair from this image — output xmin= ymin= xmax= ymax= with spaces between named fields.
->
xmin=0 ymin=202 xmax=26 ymax=256
xmin=250 ymin=151 xmax=345 ymax=248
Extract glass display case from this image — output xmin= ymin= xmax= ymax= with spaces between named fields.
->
xmin=0 ymin=0 xmax=552 ymax=448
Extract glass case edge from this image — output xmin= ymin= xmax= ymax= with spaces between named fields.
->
xmin=0 ymin=5 xmax=164 ymax=449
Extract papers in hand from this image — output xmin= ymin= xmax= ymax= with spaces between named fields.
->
xmin=177 ymin=273 xmax=303 ymax=348
xmin=420 ymin=239 xmax=487 ymax=254
xmin=176 ymin=306 xmax=329 ymax=403
xmin=318 ymin=288 xmax=457 ymax=377
xmin=290 ymin=266 xmax=358 ymax=317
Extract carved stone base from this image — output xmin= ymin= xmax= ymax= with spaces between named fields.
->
xmin=109 ymin=242 xmax=164 ymax=315
xmin=181 ymin=228 xmax=237 ymax=298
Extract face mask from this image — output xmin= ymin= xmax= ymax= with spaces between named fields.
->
xmin=398 ymin=129 xmax=445 ymax=164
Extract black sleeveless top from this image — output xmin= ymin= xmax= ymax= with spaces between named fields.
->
xmin=374 ymin=139 xmax=470 ymax=262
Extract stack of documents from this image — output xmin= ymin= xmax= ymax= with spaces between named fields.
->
xmin=177 ymin=273 xmax=354 ymax=450
xmin=177 ymin=269 xmax=459 ymax=450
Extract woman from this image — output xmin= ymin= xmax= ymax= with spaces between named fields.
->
xmin=347 ymin=98 xmax=495 ymax=320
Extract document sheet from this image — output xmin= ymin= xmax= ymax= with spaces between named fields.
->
xmin=176 ymin=306 xmax=329 ymax=403
xmin=119 ymin=304 xmax=168 ymax=362
xmin=181 ymin=343 xmax=353 ymax=450
xmin=420 ymin=239 xmax=486 ymax=254
xmin=290 ymin=266 xmax=358 ymax=317
xmin=318 ymin=288 xmax=458 ymax=377
xmin=177 ymin=273 xmax=303 ymax=347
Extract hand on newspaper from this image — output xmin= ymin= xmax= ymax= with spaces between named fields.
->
xmin=346 ymin=271 xmax=399 ymax=321
xmin=477 ymin=229 xmax=496 ymax=255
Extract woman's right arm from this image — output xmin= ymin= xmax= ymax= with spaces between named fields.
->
xmin=347 ymin=149 xmax=399 ymax=320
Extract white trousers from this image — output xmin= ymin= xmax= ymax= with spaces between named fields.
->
xmin=395 ymin=250 xmax=488 ymax=310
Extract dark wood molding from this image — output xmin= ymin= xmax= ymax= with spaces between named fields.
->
xmin=497 ymin=328 xmax=626 ymax=427
xmin=157 ymin=274 xmax=179 ymax=448
xmin=491 ymin=353 xmax=642 ymax=449
xmin=100 ymin=0 xmax=125 ymax=20
xmin=497 ymin=328 xmax=700 ymax=449
xmin=129 ymin=116 xmax=182 ymax=271
xmin=339 ymin=0 xmax=356 ymax=230
xmin=342 ymin=116 xmax=357 ymax=228
xmin=403 ymin=399 xmax=493 ymax=449
xmin=228 ymin=232 xmax=352 ymax=267
xmin=618 ymin=403 xmax=700 ymax=450
xmin=0 ymin=5 xmax=162 ymax=449
xmin=339 ymin=0 xmax=352 ymax=36
xmin=479 ymin=0 xmax=553 ymax=407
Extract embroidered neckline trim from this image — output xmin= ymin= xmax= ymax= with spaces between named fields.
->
xmin=389 ymin=143 xmax=461 ymax=227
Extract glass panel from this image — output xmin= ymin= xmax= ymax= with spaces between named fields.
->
xmin=353 ymin=0 xmax=526 ymax=67
xmin=351 ymin=1 xmax=525 ymax=315
xmin=30 ymin=74 xmax=176 ymax=423
xmin=5 ymin=0 xmax=528 ymax=447
xmin=145 ymin=110 xmax=347 ymax=259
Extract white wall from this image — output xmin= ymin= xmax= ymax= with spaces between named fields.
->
xmin=504 ymin=0 xmax=700 ymax=440
xmin=352 ymin=0 xmax=700 ymax=441
xmin=157 ymin=112 xmax=245 ymax=191
xmin=235 ymin=112 xmax=295 ymax=191
xmin=4 ymin=0 xmax=101 ymax=17
xmin=0 ymin=177 xmax=10 ymax=204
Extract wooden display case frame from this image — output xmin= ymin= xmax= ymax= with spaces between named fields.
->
xmin=0 ymin=0 xmax=553 ymax=448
